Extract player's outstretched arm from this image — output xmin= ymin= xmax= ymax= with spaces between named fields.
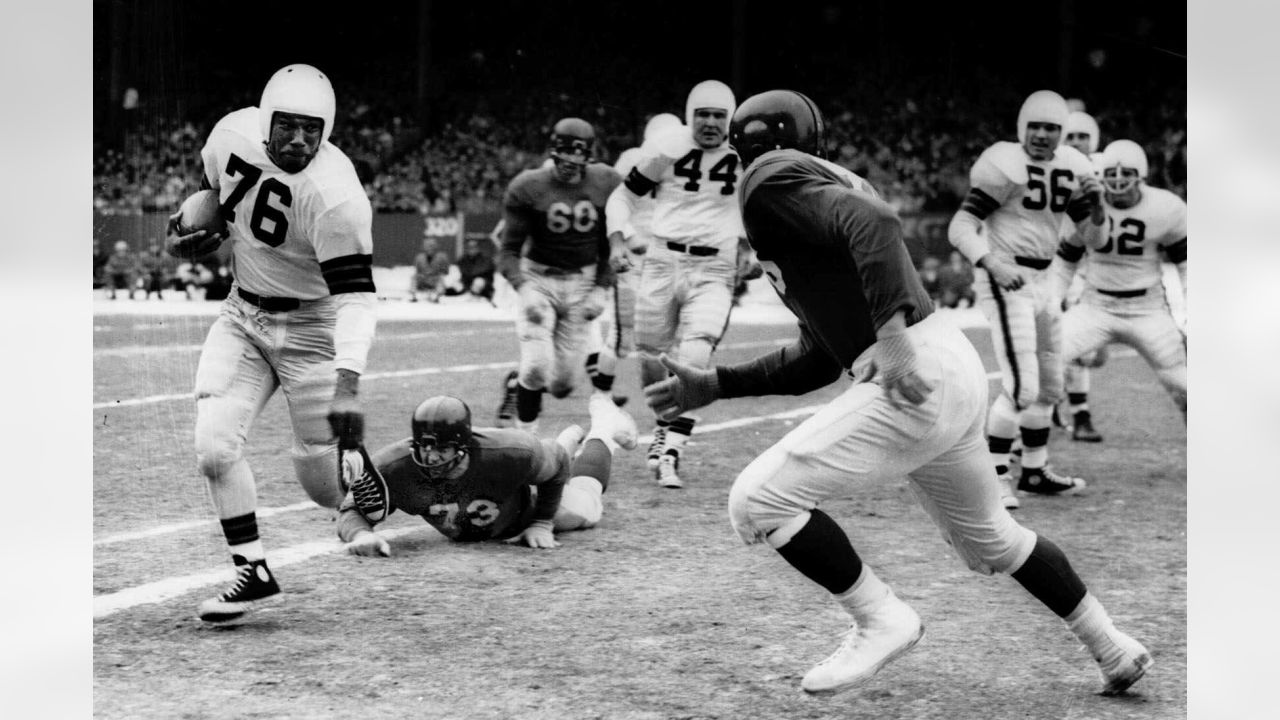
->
xmin=644 ymin=354 xmax=723 ymax=421
xmin=345 ymin=529 xmax=391 ymax=557
xmin=503 ymin=520 xmax=559 ymax=549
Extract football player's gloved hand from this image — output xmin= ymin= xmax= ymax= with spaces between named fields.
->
xmin=345 ymin=529 xmax=391 ymax=557
xmin=164 ymin=210 xmax=225 ymax=261
xmin=503 ymin=519 xmax=559 ymax=549
xmin=645 ymin=354 xmax=721 ymax=421
xmin=872 ymin=331 xmax=934 ymax=409
xmin=518 ymin=283 xmax=545 ymax=325
xmin=979 ymin=254 xmax=1027 ymax=292
xmin=328 ymin=369 xmax=364 ymax=451
xmin=737 ymin=248 xmax=764 ymax=283
xmin=582 ymin=285 xmax=609 ymax=322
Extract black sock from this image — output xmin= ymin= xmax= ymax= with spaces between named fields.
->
xmin=1011 ymin=535 xmax=1088 ymax=618
xmin=516 ymin=384 xmax=543 ymax=423
xmin=773 ymin=509 xmax=863 ymax=595
xmin=220 ymin=513 xmax=260 ymax=546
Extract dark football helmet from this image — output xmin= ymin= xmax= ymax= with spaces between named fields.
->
xmin=548 ymin=117 xmax=595 ymax=184
xmin=729 ymin=90 xmax=826 ymax=168
xmin=411 ymin=395 xmax=473 ymax=479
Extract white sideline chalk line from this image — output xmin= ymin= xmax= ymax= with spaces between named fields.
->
xmin=95 ymin=327 xmax=509 ymax=359
xmin=90 ymin=339 xmax=793 ymax=409
xmin=92 ymin=526 xmax=432 ymax=619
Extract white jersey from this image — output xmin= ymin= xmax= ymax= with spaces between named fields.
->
xmin=616 ymin=125 xmax=745 ymax=255
xmin=1081 ymin=187 xmax=1187 ymax=292
xmin=201 ymin=107 xmax=374 ymax=299
xmin=967 ymin=142 xmax=1097 ymax=262
xmin=613 ymin=146 xmax=656 ymax=236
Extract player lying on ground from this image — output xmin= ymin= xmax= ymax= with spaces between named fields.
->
xmin=645 ymin=89 xmax=1153 ymax=697
xmin=337 ymin=393 xmax=637 ymax=555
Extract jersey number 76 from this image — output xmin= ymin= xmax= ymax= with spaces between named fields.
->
xmin=222 ymin=153 xmax=292 ymax=247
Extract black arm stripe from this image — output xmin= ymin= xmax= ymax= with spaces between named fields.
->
xmin=1164 ymin=237 xmax=1187 ymax=264
xmin=321 ymin=254 xmax=376 ymax=295
xmin=960 ymin=188 xmax=1000 ymax=219
xmin=624 ymin=167 xmax=658 ymax=196
xmin=1056 ymin=241 xmax=1086 ymax=263
xmin=1067 ymin=197 xmax=1093 ymax=222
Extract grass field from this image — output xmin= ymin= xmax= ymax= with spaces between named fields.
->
xmin=92 ymin=295 xmax=1186 ymax=719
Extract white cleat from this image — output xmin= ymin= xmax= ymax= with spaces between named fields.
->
xmin=997 ymin=473 xmax=1020 ymax=510
xmin=589 ymin=393 xmax=638 ymax=450
xmin=1094 ymin=627 xmax=1154 ymax=696
xmin=656 ymin=454 xmax=682 ymax=488
xmin=801 ymin=598 xmax=924 ymax=695
xmin=555 ymin=424 xmax=586 ymax=457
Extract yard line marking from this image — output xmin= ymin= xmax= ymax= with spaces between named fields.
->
xmin=92 ymin=525 xmax=436 ymax=619
xmin=94 ymin=368 xmax=1006 ymax=617
xmin=91 ymin=339 xmax=793 ymax=409
xmin=94 ymin=327 xmax=511 ymax=359
xmin=93 ymin=502 xmax=319 ymax=546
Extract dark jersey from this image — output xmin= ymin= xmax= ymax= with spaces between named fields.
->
xmin=499 ymin=163 xmax=621 ymax=287
xmin=717 ymin=150 xmax=934 ymax=398
xmin=336 ymin=428 xmax=569 ymax=543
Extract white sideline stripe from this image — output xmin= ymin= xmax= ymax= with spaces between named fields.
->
xmin=90 ymin=339 xmax=792 ymax=409
xmin=92 ymin=526 xmax=434 ymax=619
xmin=95 ymin=328 xmax=509 ymax=359
xmin=93 ymin=502 xmax=319 ymax=546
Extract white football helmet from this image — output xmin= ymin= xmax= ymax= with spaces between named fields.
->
xmin=1098 ymin=139 xmax=1148 ymax=194
xmin=1016 ymin=90 xmax=1069 ymax=145
xmin=259 ymin=64 xmax=336 ymax=145
xmin=1063 ymin=111 xmax=1100 ymax=154
xmin=643 ymin=112 xmax=683 ymax=144
xmin=685 ymin=80 xmax=736 ymax=125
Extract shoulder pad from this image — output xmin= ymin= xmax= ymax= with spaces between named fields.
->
xmin=212 ymin=107 xmax=261 ymax=140
xmin=614 ymin=147 xmax=644 ymax=176
xmin=972 ymin=142 xmax=1027 ymax=187
xmin=651 ymin=125 xmax=695 ymax=161
xmin=1054 ymin=144 xmax=1095 ymax=174
xmin=812 ymin=157 xmax=879 ymax=198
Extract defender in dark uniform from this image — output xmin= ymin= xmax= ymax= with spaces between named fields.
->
xmin=644 ymin=90 xmax=1152 ymax=698
xmin=496 ymin=118 xmax=629 ymax=439
xmin=338 ymin=394 xmax=632 ymax=554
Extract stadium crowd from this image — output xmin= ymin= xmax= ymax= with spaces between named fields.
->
xmin=93 ymin=67 xmax=1184 ymax=306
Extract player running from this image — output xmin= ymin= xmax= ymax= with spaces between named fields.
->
xmin=496 ymin=118 xmax=635 ymax=447
xmin=947 ymin=90 xmax=1104 ymax=507
xmin=606 ymin=80 xmax=754 ymax=488
xmin=168 ymin=64 xmax=377 ymax=624
xmin=645 ymin=89 xmax=1153 ymax=698
xmin=1053 ymin=139 xmax=1187 ymax=424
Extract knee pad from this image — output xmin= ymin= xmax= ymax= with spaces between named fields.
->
xmin=548 ymin=380 xmax=575 ymax=399
xmin=195 ymin=423 xmax=244 ymax=480
xmin=292 ymin=443 xmax=343 ymax=509
xmin=728 ymin=447 xmax=795 ymax=545
xmin=953 ymin=522 xmax=1037 ymax=576
xmin=987 ymin=393 xmax=1019 ymax=439
xmin=519 ymin=364 xmax=548 ymax=392
xmin=553 ymin=476 xmax=603 ymax=531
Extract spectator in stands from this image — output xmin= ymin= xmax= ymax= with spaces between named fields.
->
xmin=918 ymin=255 xmax=941 ymax=305
xmin=411 ymin=236 xmax=452 ymax=302
xmin=454 ymin=237 xmax=497 ymax=305
xmin=93 ymin=238 xmax=109 ymax=290
xmin=139 ymin=239 xmax=176 ymax=300
xmin=103 ymin=240 xmax=141 ymax=300
xmin=175 ymin=260 xmax=215 ymax=300
xmin=935 ymin=250 xmax=976 ymax=309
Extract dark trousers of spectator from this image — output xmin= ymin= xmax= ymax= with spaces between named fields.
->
xmin=109 ymin=274 xmax=133 ymax=300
